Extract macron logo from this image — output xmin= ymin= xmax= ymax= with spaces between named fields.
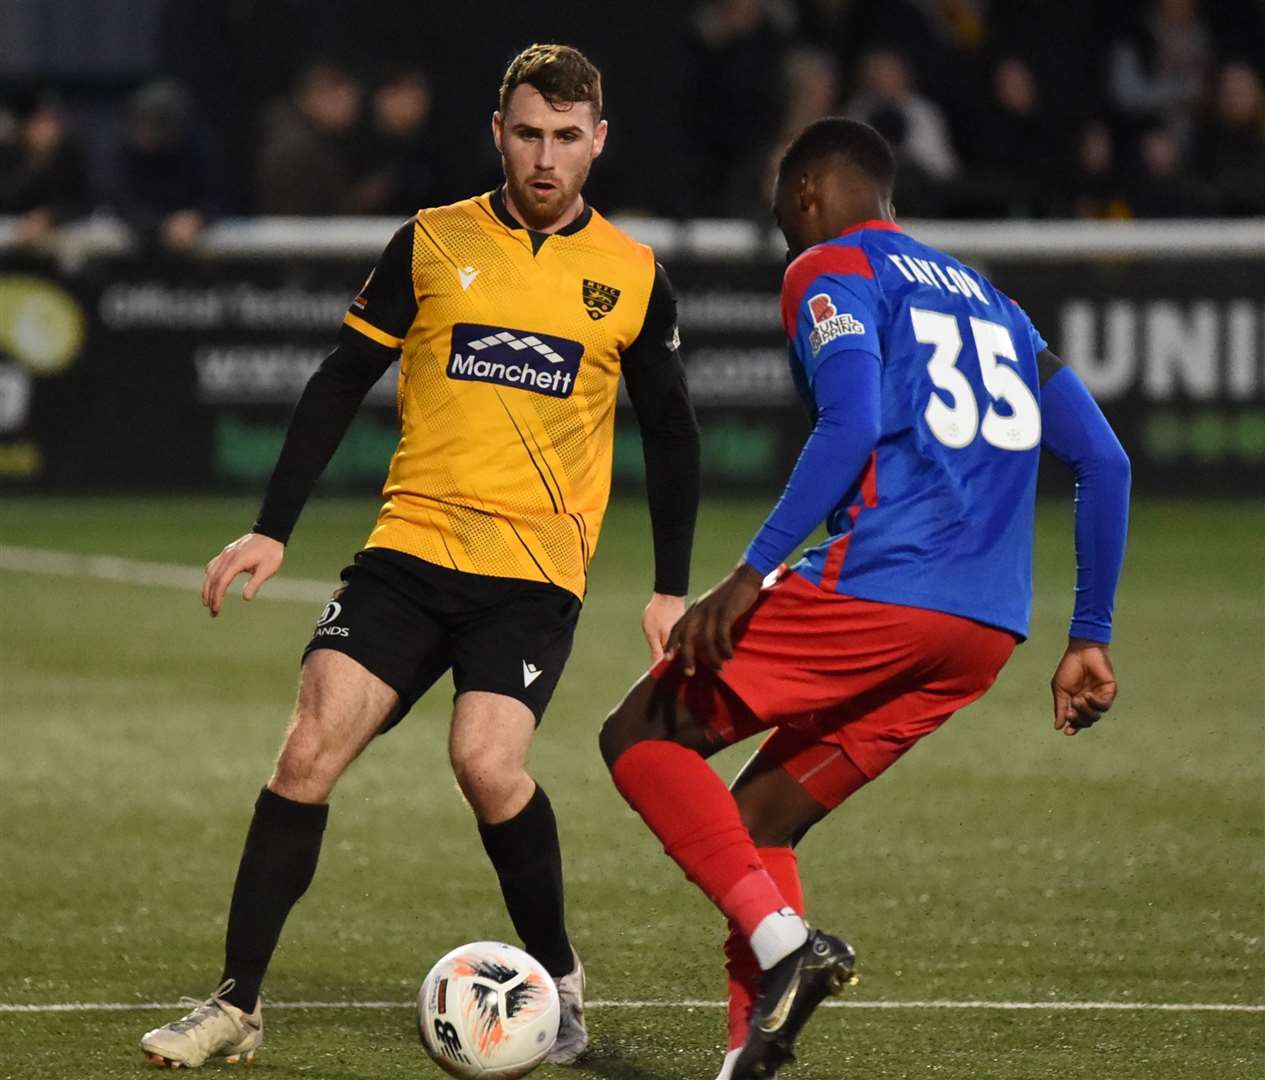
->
xmin=522 ymin=660 xmax=543 ymax=688
xmin=458 ymin=265 xmax=479 ymax=291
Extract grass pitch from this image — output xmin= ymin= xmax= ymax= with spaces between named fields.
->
xmin=1 ymin=495 xmax=1262 ymax=1079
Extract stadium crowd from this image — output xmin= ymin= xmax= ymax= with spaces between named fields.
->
xmin=1 ymin=0 xmax=1263 ymax=251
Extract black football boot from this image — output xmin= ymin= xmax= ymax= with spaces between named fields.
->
xmin=731 ymin=929 xmax=856 ymax=1080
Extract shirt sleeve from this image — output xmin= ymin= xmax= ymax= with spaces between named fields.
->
xmin=339 ymin=218 xmax=419 ymax=357
xmin=743 ymin=348 xmax=883 ymax=576
xmin=781 ymin=243 xmax=883 ymax=387
xmin=621 ymin=262 xmax=700 ymax=596
xmin=1039 ymin=352 xmax=1131 ymax=643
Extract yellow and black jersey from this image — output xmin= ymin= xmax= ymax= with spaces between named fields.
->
xmin=255 ymin=189 xmax=699 ymax=601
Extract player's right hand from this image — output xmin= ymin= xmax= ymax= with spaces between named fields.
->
xmin=1050 ymin=639 xmax=1117 ymax=735
xmin=201 ymin=532 xmax=285 ymax=618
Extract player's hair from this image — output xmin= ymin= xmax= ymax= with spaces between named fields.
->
xmin=778 ymin=117 xmax=896 ymax=191
xmin=499 ymin=43 xmax=603 ymax=118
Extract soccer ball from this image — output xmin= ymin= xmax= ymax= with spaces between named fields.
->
xmin=417 ymin=941 xmax=560 ymax=1079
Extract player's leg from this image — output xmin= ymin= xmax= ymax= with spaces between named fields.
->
xmin=446 ymin=577 xmax=586 ymax=1061
xmin=142 ymin=557 xmax=443 ymax=1069
xmin=141 ymin=650 xmax=398 ymax=1069
xmin=716 ymin=736 xmax=870 ymax=1080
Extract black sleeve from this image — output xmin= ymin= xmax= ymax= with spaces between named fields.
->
xmin=341 ymin=219 xmax=419 ymax=350
xmin=252 ymin=223 xmax=415 ymax=542
xmin=251 ymin=341 xmax=394 ymax=542
xmin=620 ymin=262 xmax=701 ymax=596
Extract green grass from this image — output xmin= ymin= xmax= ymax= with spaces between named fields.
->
xmin=1 ymin=495 xmax=1262 ymax=1079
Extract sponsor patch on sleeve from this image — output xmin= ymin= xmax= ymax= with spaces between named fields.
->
xmin=806 ymin=292 xmax=865 ymax=356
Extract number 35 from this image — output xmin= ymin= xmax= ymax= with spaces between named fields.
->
xmin=910 ymin=307 xmax=1040 ymax=451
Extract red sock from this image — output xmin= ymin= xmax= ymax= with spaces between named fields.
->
xmin=611 ymin=741 xmax=788 ymax=938
xmin=725 ymin=846 xmax=805 ymax=1049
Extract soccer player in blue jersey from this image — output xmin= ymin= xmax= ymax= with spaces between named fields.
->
xmin=599 ymin=117 xmax=1131 ymax=1080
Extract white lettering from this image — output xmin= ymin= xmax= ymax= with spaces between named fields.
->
xmin=1227 ymin=302 xmax=1259 ymax=401
xmin=1061 ymin=300 xmax=1137 ymax=401
xmin=1145 ymin=302 xmax=1219 ymax=401
xmin=888 ymin=254 xmax=917 ymax=283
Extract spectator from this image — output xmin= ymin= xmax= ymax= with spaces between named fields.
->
xmin=111 ymin=80 xmax=213 ymax=252
xmin=254 ymin=62 xmax=368 ymax=215
xmin=1194 ymin=62 xmax=1265 ymax=216
xmin=685 ymin=0 xmax=797 ymax=215
xmin=724 ymin=46 xmax=840 ymax=219
xmin=1109 ymin=0 xmax=1214 ymax=148
xmin=356 ymin=66 xmax=448 ymax=215
xmin=846 ymin=49 xmax=958 ymax=182
xmin=0 ymin=89 xmax=90 ymax=244
xmin=1067 ymin=121 xmax=1131 ymax=220
xmin=1129 ymin=125 xmax=1221 ymax=217
xmin=962 ymin=57 xmax=1063 ymax=216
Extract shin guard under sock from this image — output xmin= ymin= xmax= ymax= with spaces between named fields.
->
xmin=220 ymin=787 xmax=328 ymax=1013
xmin=478 ymin=784 xmax=574 ymax=979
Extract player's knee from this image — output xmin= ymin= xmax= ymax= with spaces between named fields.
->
xmin=450 ymin=741 xmax=520 ymax=808
xmin=271 ymin=711 xmax=343 ymax=800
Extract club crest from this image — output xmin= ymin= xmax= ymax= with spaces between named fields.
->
xmin=582 ymin=279 xmax=620 ymax=320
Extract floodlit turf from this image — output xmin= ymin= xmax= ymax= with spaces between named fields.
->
xmin=1 ymin=495 xmax=1262 ymax=1080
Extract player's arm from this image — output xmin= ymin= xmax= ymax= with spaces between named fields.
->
xmin=620 ymin=262 xmax=701 ymax=661
xmin=201 ymin=220 xmax=418 ymax=617
xmin=667 ymin=348 xmax=882 ymax=675
xmin=1037 ymin=348 xmax=1132 ymax=734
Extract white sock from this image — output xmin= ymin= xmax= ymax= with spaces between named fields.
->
xmin=749 ymin=907 xmax=809 ymax=971
xmin=715 ymin=1046 xmax=741 ymax=1080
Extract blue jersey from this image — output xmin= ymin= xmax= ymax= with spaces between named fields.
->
xmin=779 ymin=221 xmax=1049 ymax=638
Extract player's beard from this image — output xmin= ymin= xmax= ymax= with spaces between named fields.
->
xmin=506 ymin=162 xmax=590 ymax=231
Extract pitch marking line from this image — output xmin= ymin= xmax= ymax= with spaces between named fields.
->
xmin=1 ymin=1000 xmax=1262 ymax=1015
xmin=0 ymin=545 xmax=333 ymax=603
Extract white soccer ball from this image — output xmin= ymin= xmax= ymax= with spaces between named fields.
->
xmin=417 ymin=941 xmax=560 ymax=1079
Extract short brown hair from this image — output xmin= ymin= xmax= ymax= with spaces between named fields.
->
xmin=499 ymin=43 xmax=603 ymax=117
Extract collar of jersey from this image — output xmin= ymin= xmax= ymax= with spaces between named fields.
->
xmin=490 ymin=185 xmax=593 ymax=240
xmin=837 ymin=219 xmax=902 ymax=237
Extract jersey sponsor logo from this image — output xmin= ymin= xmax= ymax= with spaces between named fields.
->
xmin=806 ymin=292 xmax=866 ymax=356
xmin=522 ymin=660 xmax=543 ymax=687
xmin=352 ymin=270 xmax=374 ymax=309
xmin=316 ymin=600 xmax=342 ymax=626
xmin=582 ymin=278 xmax=620 ymax=320
xmin=448 ymin=323 xmax=582 ymax=398
xmin=458 ymin=265 xmax=479 ymax=291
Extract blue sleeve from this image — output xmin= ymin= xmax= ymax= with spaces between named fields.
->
xmin=1040 ymin=366 xmax=1131 ymax=642
xmin=743 ymin=349 xmax=882 ymax=576
xmin=794 ymin=273 xmax=882 ymax=386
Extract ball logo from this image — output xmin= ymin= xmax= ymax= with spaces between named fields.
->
xmin=316 ymin=601 xmax=342 ymax=627
xmin=808 ymin=292 xmax=837 ymax=325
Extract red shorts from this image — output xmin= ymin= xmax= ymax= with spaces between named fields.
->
xmin=651 ymin=571 xmax=1016 ymax=809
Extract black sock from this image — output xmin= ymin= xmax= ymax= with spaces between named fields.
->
xmin=478 ymin=785 xmax=574 ymax=979
xmin=219 ymin=787 xmax=328 ymax=1012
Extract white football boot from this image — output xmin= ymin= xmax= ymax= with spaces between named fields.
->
xmin=141 ymin=979 xmax=263 ymax=1068
xmin=545 ymin=949 xmax=588 ymax=1064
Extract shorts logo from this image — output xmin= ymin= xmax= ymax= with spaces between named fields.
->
xmin=806 ymin=291 xmax=865 ymax=356
xmin=314 ymin=599 xmax=350 ymax=637
xmin=582 ymin=279 xmax=620 ymax=321
xmin=448 ymin=322 xmax=582 ymax=398
xmin=522 ymin=660 xmax=542 ymax=687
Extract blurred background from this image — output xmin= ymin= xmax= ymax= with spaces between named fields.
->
xmin=1 ymin=7 xmax=1262 ymax=1079
xmin=0 ymin=0 xmax=1262 ymax=497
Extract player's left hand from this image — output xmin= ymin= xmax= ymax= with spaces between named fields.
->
xmin=666 ymin=563 xmax=764 ymax=676
xmin=1050 ymin=639 xmax=1118 ymax=735
xmin=642 ymin=593 xmax=686 ymax=664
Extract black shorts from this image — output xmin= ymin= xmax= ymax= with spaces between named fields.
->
xmin=302 ymin=548 xmax=581 ymax=730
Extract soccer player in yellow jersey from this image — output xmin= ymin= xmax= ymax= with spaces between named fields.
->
xmin=141 ymin=44 xmax=699 ymax=1070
